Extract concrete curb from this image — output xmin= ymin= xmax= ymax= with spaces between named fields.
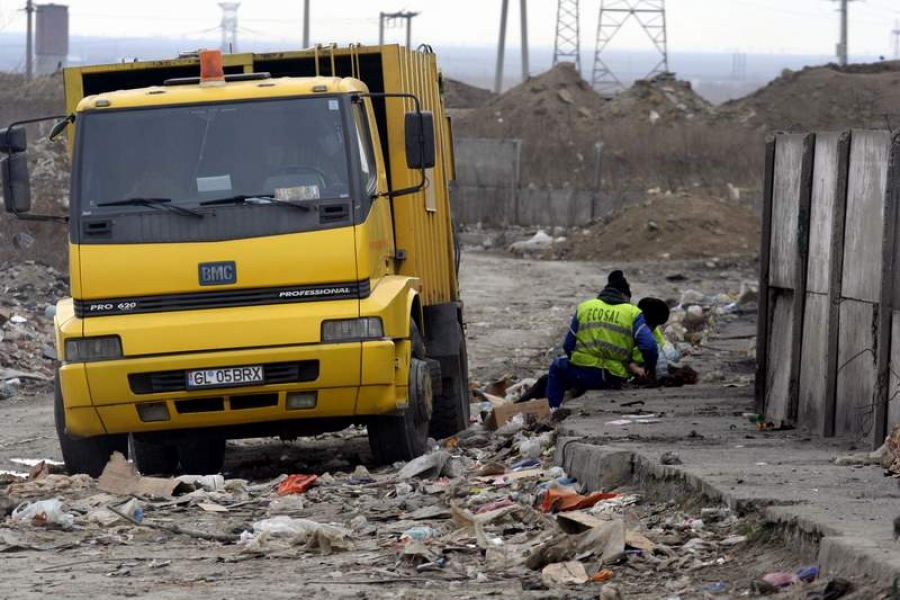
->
xmin=554 ymin=434 xmax=900 ymax=587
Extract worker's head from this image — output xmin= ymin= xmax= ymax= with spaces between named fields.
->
xmin=607 ymin=270 xmax=631 ymax=299
xmin=638 ymin=297 xmax=670 ymax=329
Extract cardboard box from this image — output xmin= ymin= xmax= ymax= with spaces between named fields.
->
xmin=485 ymin=398 xmax=551 ymax=430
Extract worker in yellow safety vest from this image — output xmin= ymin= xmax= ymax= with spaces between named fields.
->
xmin=546 ymin=270 xmax=659 ymax=408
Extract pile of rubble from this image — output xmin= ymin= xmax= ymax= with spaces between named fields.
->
xmin=0 ymin=393 xmax=814 ymax=597
xmin=603 ymin=72 xmax=715 ymax=126
xmin=716 ymin=61 xmax=900 ymax=132
xmin=555 ymin=193 xmax=760 ymax=262
xmin=0 ymin=261 xmax=65 ymax=398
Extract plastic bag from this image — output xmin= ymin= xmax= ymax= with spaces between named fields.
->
xmin=11 ymin=498 xmax=75 ymax=528
xmin=276 ymin=474 xmax=318 ymax=495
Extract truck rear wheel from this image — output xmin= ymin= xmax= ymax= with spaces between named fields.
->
xmin=429 ymin=332 xmax=470 ymax=440
xmin=368 ymin=357 xmax=432 ymax=464
xmin=177 ymin=437 xmax=226 ymax=475
xmin=130 ymin=434 xmax=179 ymax=476
xmin=54 ymin=372 xmax=127 ymax=477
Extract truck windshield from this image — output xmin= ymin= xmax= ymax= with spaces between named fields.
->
xmin=76 ymin=96 xmax=351 ymax=215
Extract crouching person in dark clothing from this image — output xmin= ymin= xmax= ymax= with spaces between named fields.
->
xmin=545 ymin=270 xmax=659 ymax=409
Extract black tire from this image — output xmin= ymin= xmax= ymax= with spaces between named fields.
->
xmin=54 ymin=372 xmax=127 ymax=477
xmin=429 ymin=332 xmax=471 ymax=440
xmin=130 ymin=434 xmax=179 ymax=476
xmin=176 ymin=437 xmax=226 ymax=475
xmin=368 ymin=357 xmax=432 ymax=464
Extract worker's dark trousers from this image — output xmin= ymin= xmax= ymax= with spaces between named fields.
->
xmin=546 ymin=356 xmax=623 ymax=408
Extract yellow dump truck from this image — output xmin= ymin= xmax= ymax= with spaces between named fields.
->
xmin=0 ymin=45 xmax=469 ymax=475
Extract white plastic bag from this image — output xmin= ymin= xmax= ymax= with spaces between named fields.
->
xmin=11 ymin=498 xmax=75 ymax=528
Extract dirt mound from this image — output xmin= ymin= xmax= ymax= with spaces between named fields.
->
xmin=443 ymin=78 xmax=494 ymax=109
xmin=456 ymin=62 xmax=606 ymax=139
xmin=604 ymin=72 xmax=714 ymax=126
xmin=718 ymin=62 xmax=900 ymax=131
xmin=454 ymin=62 xmax=608 ymax=187
xmin=557 ymin=194 xmax=759 ymax=261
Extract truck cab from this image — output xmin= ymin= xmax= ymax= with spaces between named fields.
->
xmin=0 ymin=46 xmax=469 ymax=475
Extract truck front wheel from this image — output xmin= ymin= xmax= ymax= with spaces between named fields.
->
xmin=130 ymin=434 xmax=179 ymax=476
xmin=368 ymin=357 xmax=432 ymax=464
xmin=429 ymin=330 xmax=470 ymax=440
xmin=54 ymin=372 xmax=127 ymax=477
xmin=176 ymin=437 xmax=226 ymax=475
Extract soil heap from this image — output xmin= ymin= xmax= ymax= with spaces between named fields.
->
xmin=603 ymin=72 xmax=715 ymax=126
xmin=557 ymin=194 xmax=760 ymax=261
xmin=443 ymin=78 xmax=494 ymax=109
xmin=718 ymin=61 xmax=900 ymax=131
xmin=454 ymin=62 xmax=608 ymax=187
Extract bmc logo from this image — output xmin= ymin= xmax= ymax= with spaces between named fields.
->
xmin=199 ymin=261 xmax=237 ymax=286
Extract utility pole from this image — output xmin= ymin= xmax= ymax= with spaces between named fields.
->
xmin=592 ymin=0 xmax=668 ymax=96
xmin=830 ymin=0 xmax=857 ymax=66
xmin=25 ymin=0 xmax=34 ymax=79
xmin=302 ymin=0 xmax=310 ymax=47
xmin=495 ymin=0 xmax=509 ymax=93
xmin=520 ymin=0 xmax=529 ymax=81
xmin=494 ymin=0 xmax=530 ymax=93
xmin=552 ymin=0 xmax=581 ymax=74
xmin=378 ymin=11 xmax=418 ymax=49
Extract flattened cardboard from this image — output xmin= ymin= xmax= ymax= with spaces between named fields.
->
xmin=485 ymin=398 xmax=551 ymax=429
xmin=98 ymin=452 xmax=184 ymax=499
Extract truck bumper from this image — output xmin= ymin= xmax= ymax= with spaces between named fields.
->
xmin=60 ymin=339 xmax=406 ymax=437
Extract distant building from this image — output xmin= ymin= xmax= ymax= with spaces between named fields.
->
xmin=35 ymin=3 xmax=68 ymax=75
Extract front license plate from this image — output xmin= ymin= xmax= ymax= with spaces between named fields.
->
xmin=186 ymin=365 xmax=264 ymax=389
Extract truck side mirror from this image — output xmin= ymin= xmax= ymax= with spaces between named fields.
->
xmin=404 ymin=111 xmax=435 ymax=170
xmin=0 ymin=125 xmax=26 ymax=154
xmin=2 ymin=153 xmax=32 ymax=214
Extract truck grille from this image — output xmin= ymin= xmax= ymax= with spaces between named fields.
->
xmin=74 ymin=279 xmax=371 ymax=318
xmin=128 ymin=360 xmax=319 ymax=394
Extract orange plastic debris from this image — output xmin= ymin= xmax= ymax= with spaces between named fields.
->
xmin=591 ymin=569 xmax=614 ymax=582
xmin=277 ymin=474 xmax=318 ymax=495
xmin=541 ymin=488 xmax=621 ymax=513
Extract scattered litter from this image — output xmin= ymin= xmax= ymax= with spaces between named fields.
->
xmin=98 ymin=452 xmax=184 ymax=499
xmin=486 ymin=398 xmax=550 ymax=430
xmin=542 ymin=488 xmax=621 ymax=513
xmin=276 ymin=474 xmax=318 ymax=495
xmin=11 ymin=498 xmax=75 ymax=528
xmin=541 ymin=560 xmax=589 ymax=587
xmin=242 ymin=516 xmax=352 ymax=554
xmin=398 ymin=450 xmax=451 ymax=479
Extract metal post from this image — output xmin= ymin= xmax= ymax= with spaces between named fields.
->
xmin=839 ymin=0 xmax=848 ymax=66
xmin=520 ymin=0 xmax=529 ymax=81
xmin=494 ymin=0 xmax=509 ymax=94
xmin=303 ymin=0 xmax=310 ymax=47
xmin=405 ymin=13 xmax=412 ymax=49
xmin=25 ymin=0 xmax=33 ymax=80
xmin=378 ymin=12 xmax=384 ymax=45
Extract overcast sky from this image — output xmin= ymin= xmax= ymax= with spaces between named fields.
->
xmin=0 ymin=0 xmax=898 ymax=57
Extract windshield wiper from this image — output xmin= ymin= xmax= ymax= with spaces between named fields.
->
xmin=199 ymin=194 xmax=312 ymax=211
xmin=96 ymin=197 xmax=203 ymax=219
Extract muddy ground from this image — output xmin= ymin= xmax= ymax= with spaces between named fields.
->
xmin=0 ymin=251 xmax=873 ymax=599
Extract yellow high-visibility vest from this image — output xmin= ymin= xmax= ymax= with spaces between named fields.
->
xmin=570 ymin=298 xmax=642 ymax=379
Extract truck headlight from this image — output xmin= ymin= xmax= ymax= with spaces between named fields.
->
xmin=321 ymin=317 xmax=384 ymax=342
xmin=64 ymin=336 xmax=123 ymax=362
